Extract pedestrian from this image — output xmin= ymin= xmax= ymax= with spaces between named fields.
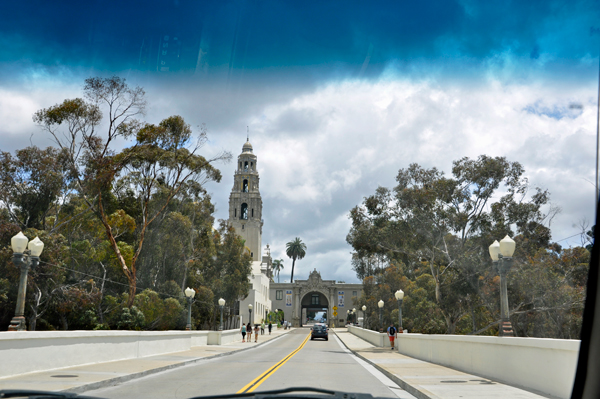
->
xmin=254 ymin=324 xmax=259 ymax=342
xmin=247 ymin=323 xmax=252 ymax=343
xmin=240 ymin=323 xmax=246 ymax=342
xmin=261 ymin=321 xmax=265 ymax=335
xmin=387 ymin=323 xmax=397 ymax=350
xmin=268 ymin=322 xmax=272 ymax=335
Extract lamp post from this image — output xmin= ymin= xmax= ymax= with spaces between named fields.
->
xmin=362 ymin=305 xmax=366 ymax=329
xmin=378 ymin=299 xmax=384 ymax=332
xmin=184 ymin=287 xmax=196 ymax=331
xmin=395 ymin=289 xmax=404 ymax=333
xmin=8 ymin=232 xmax=44 ymax=331
xmin=489 ymin=235 xmax=516 ymax=337
xmin=218 ymin=298 xmax=225 ymax=331
xmin=248 ymin=303 xmax=253 ymax=325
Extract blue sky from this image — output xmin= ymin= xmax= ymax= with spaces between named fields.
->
xmin=1 ymin=1 xmax=599 ymax=283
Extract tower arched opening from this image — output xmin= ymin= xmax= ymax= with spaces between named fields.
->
xmin=241 ymin=203 xmax=248 ymax=220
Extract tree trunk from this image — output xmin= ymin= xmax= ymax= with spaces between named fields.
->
xmin=290 ymin=257 xmax=296 ymax=283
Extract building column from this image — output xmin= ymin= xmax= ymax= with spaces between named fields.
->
xmin=293 ymin=288 xmax=301 ymax=327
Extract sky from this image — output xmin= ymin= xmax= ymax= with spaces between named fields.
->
xmin=1 ymin=0 xmax=599 ymax=284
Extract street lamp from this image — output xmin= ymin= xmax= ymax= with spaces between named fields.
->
xmin=378 ymin=299 xmax=384 ymax=332
xmin=395 ymin=289 xmax=404 ymax=333
xmin=489 ymin=235 xmax=516 ymax=337
xmin=8 ymin=232 xmax=44 ymax=331
xmin=362 ymin=305 xmax=366 ymax=329
xmin=184 ymin=287 xmax=196 ymax=331
xmin=218 ymin=298 xmax=225 ymax=331
xmin=248 ymin=303 xmax=253 ymax=325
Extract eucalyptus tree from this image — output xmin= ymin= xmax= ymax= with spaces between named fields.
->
xmin=347 ymin=155 xmax=556 ymax=334
xmin=286 ymin=238 xmax=307 ymax=283
xmin=33 ymin=76 xmax=231 ymax=306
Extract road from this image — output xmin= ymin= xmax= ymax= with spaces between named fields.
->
xmin=84 ymin=328 xmax=416 ymax=399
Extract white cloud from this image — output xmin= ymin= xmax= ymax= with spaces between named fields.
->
xmin=1 ymin=72 xmax=596 ymax=283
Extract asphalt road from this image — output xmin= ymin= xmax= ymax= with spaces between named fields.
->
xmin=84 ymin=328 xmax=415 ymax=399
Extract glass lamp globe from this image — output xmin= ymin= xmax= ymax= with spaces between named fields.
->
xmin=11 ymin=232 xmax=29 ymax=254
xmin=489 ymin=240 xmax=500 ymax=261
xmin=28 ymin=237 xmax=44 ymax=257
xmin=218 ymin=298 xmax=225 ymax=306
xmin=248 ymin=304 xmax=253 ymax=310
xmin=362 ymin=305 xmax=366 ymax=311
xmin=184 ymin=287 xmax=195 ymax=298
xmin=499 ymin=235 xmax=516 ymax=257
xmin=395 ymin=289 xmax=404 ymax=300
xmin=378 ymin=300 xmax=384 ymax=308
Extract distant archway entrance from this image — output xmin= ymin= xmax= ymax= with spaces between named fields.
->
xmin=300 ymin=291 xmax=329 ymax=327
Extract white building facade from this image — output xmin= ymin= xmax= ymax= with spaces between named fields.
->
xmin=228 ymin=139 xmax=272 ymax=324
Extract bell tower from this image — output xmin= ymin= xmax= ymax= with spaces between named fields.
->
xmin=228 ymin=137 xmax=263 ymax=262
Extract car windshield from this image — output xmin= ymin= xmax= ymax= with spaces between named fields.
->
xmin=0 ymin=2 xmax=599 ymax=399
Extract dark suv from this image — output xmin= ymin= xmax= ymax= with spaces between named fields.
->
xmin=311 ymin=323 xmax=328 ymax=340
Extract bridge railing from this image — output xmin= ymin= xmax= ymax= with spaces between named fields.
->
xmin=346 ymin=326 xmax=579 ymax=399
xmin=0 ymin=329 xmax=240 ymax=379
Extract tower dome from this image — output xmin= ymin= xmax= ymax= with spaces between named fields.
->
xmin=242 ymin=139 xmax=253 ymax=153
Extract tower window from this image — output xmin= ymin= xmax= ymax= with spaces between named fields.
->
xmin=251 ymin=162 xmax=253 ymax=170
xmin=251 ymin=209 xmax=254 ymax=217
xmin=235 ymin=209 xmax=237 ymax=217
xmin=242 ymin=224 xmax=244 ymax=229
xmin=243 ymin=179 xmax=248 ymax=192
xmin=312 ymin=295 xmax=319 ymax=305
xmin=244 ymin=161 xmax=248 ymax=171
xmin=239 ymin=162 xmax=242 ymax=169
xmin=241 ymin=203 xmax=248 ymax=220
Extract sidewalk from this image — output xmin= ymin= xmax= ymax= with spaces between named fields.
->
xmin=0 ymin=328 xmax=291 ymax=393
xmin=332 ymin=328 xmax=550 ymax=399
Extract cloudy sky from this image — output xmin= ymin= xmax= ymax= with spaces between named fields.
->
xmin=1 ymin=1 xmax=599 ymax=283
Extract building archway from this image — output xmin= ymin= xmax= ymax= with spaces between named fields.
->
xmin=300 ymin=291 xmax=329 ymax=327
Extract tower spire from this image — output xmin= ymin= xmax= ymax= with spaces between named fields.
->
xmin=247 ymin=126 xmax=249 ymax=142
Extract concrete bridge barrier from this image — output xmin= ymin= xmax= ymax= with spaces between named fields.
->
xmin=0 ymin=329 xmax=239 ymax=379
xmin=347 ymin=327 xmax=579 ymax=399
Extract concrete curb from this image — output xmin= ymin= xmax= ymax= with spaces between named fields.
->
xmin=64 ymin=330 xmax=293 ymax=394
xmin=332 ymin=330 xmax=434 ymax=399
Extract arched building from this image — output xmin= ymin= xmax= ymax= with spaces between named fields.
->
xmin=270 ymin=269 xmax=363 ymax=327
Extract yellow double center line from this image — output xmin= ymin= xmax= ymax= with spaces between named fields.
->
xmin=237 ymin=333 xmax=311 ymax=394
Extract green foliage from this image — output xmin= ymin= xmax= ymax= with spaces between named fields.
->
xmin=348 ymin=155 xmax=587 ymax=338
xmin=116 ymin=306 xmax=146 ymax=330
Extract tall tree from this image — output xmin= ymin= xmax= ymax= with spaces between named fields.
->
xmin=33 ymin=76 xmax=230 ymax=306
xmin=347 ymin=155 xmax=557 ymax=334
xmin=286 ymin=238 xmax=306 ymax=283
xmin=0 ymin=146 xmax=72 ymax=231
xmin=272 ymin=259 xmax=284 ymax=283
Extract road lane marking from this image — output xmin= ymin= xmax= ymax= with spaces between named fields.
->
xmin=333 ymin=334 xmax=417 ymax=399
xmin=237 ymin=333 xmax=311 ymax=393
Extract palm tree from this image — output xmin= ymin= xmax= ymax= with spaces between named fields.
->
xmin=272 ymin=259 xmax=284 ymax=283
xmin=286 ymin=237 xmax=307 ymax=283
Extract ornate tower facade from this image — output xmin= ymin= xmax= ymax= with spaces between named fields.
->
xmin=228 ymin=138 xmax=263 ymax=262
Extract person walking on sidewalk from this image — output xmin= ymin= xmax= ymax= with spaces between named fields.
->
xmin=387 ymin=323 xmax=397 ymax=350
xmin=254 ymin=324 xmax=260 ymax=342
xmin=261 ymin=321 xmax=265 ymax=335
xmin=268 ymin=322 xmax=272 ymax=335
xmin=240 ymin=324 xmax=246 ymax=342
xmin=247 ymin=323 xmax=252 ymax=343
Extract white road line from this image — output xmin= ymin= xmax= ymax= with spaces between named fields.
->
xmin=333 ymin=334 xmax=417 ymax=399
